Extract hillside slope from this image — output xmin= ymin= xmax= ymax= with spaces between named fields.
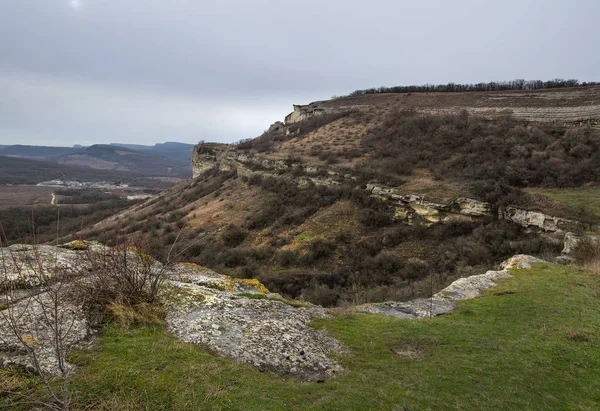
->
xmin=78 ymin=86 xmax=600 ymax=306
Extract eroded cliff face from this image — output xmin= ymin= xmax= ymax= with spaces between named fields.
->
xmin=501 ymin=207 xmax=581 ymax=232
xmin=284 ymin=103 xmax=328 ymax=124
xmin=192 ymin=144 xmax=587 ymax=233
xmin=191 ymin=143 xmax=228 ymax=178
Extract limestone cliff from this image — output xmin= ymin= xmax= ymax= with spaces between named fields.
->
xmin=191 ymin=143 xmax=229 ymax=178
xmin=284 ymin=103 xmax=328 ymax=124
xmin=192 ymin=142 xmax=588 ymax=233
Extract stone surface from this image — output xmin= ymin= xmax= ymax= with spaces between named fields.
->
xmin=1 ymin=245 xmax=81 ymax=290
xmin=502 ymin=207 xmax=580 ymax=232
xmin=561 ymin=232 xmax=599 ymax=256
xmin=499 ymin=254 xmax=546 ymax=270
xmin=284 ymin=103 xmax=328 ymax=124
xmin=357 ymin=255 xmax=545 ymax=319
xmin=191 ymin=143 xmax=228 ymax=178
xmin=1 ymin=247 xmax=344 ymax=381
xmin=267 ymin=121 xmax=286 ymax=133
xmin=0 ymin=287 xmax=89 ymax=376
xmin=163 ymin=263 xmax=344 ymax=381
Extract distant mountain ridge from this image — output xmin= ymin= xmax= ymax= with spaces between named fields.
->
xmin=0 ymin=155 xmax=143 ymax=186
xmin=110 ymin=142 xmax=195 ymax=152
xmin=0 ymin=141 xmax=195 ymax=178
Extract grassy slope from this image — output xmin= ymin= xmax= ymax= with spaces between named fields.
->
xmin=4 ymin=262 xmax=599 ymax=410
xmin=525 ymin=187 xmax=600 ymax=219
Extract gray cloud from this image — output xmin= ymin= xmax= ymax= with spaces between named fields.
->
xmin=1 ymin=0 xmax=599 ymax=146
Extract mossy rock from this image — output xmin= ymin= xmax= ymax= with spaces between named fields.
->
xmin=61 ymin=240 xmax=88 ymax=250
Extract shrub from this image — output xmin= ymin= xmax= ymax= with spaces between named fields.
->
xmin=358 ymin=208 xmax=394 ymax=228
xmin=303 ymin=239 xmax=336 ymax=265
xmin=572 ymin=237 xmax=600 ymax=264
xmin=221 ymin=225 xmax=247 ymax=247
xmin=73 ymin=240 xmax=170 ymax=327
xmin=276 ymin=250 xmax=300 ymax=267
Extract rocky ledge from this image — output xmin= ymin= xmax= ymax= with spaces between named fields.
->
xmin=163 ymin=263 xmax=344 ymax=381
xmin=0 ymin=244 xmax=343 ymax=381
xmin=357 ymin=255 xmax=545 ymax=319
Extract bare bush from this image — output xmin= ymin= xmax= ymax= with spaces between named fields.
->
xmin=71 ymin=237 xmax=176 ymax=327
xmin=0 ymin=227 xmax=184 ymax=409
xmin=0 ymin=231 xmax=83 ymax=410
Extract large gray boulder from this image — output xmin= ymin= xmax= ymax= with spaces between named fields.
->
xmin=163 ymin=263 xmax=344 ymax=381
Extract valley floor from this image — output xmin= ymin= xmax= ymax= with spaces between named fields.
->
xmin=3 ymin=262 xmax=599 ymax=410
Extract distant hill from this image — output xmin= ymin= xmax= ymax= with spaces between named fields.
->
xmin=55 ymin=144 xmax=191 ymax=177
xmin=152 ymin=142 xmax=195 ymax=152
xmin=110 ymin=142 xmax=194 ymax=153
xmin=0 ymin=141 xmax=194 ymax=178
xmin=109 ymin=142 xmax=195 ymax=170
xmin=0 ymin=145 xmax=77 ymax=159
xmin=0 ymin=155 xmax=157 ymax=186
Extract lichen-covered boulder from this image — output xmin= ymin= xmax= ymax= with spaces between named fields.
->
xmin=0 ymin=287 xmax=89 ymax=376
xmin=561 ymin=232 xmax=599 ymax=256
xmin=499 ymin=254 xmax=546 ymax=270
xmin=162 ymin=264 xmax=344 ymax=381
xmin=435 ymin=270 xmax=512 ymax=300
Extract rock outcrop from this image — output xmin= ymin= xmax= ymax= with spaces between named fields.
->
xmin=1 ymin=243 xmax=343 ymax=381
xmin=357 ymin=255 xmax=545 ymax=319
xmin=192 ymin=145 xmax=587 ymax=232
xmin=367 ymin=182 xmax=585 ymax=232
xmin=502 ymin=207 xmax=581 ymax=232
xmin=284 ymin=103 xmax=328 ymax=124
xmin=191 ymin=143 xmax=230 ymax=178
xmin=556 ymin=232 xmax=599 ymax=264
xmin=367 ymin=184 xmax=495 ymax=224
xmin=163 ymin=263 xmax=344 ymax=381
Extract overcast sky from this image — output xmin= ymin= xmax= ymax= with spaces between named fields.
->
xmin=1 ymin=0 xmax=599 ymax=147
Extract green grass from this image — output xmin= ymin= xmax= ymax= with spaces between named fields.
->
xmin=3 ymin=263 xmax=600 ymax=410
xmin=525 ymin=186 xmax=600 ymax=218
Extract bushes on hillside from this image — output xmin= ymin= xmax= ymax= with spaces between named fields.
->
xmin=359 ymin=110 xmax=600 ymax=190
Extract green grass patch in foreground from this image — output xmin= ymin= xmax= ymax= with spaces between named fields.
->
xmin=525 ymin=186 xmax=600 ymax=218
xmin=4 ymin=263 xmax=600 ymax=410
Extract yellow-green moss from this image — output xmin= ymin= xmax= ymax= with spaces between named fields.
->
xmin=233 ymin=278 xmax=270 ymax=293
xmin=62 ymin=240 xmax=88 ymax=250
xmin=127 ymin=247 xmax=154 ymax=263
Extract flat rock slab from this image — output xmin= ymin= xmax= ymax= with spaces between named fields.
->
xmin=357 ymin=298 xmax=455 ymax=319
xmin=163 ymin=264 xmax=344 ymax=381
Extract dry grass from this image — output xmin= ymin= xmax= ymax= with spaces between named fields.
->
xmin=107 ymin=303 xmax=166 ymax=328
xmin=0 ymin=185 xmax=56 ymax=209
xmin=583 ymin=258 xmax=600 ymax=275
xmin=0 ymin=368 xmax=29 ymax=396
xmin=397 ymin=169 xmax=471 ymax=200
xmin=285 ymin=200 xmax=360 ymax=251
